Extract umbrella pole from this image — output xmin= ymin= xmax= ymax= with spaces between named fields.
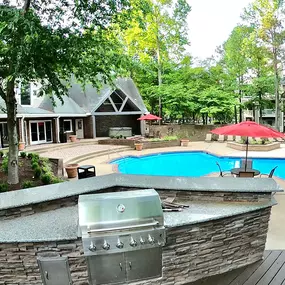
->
xmin=245 ymin=137 xmax=249 ymax=172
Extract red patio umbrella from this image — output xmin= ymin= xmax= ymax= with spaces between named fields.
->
xmin=137 ymin=114 xmax=162 ymax=121
xmin=211 ymin=121 xmax=284 ymax=171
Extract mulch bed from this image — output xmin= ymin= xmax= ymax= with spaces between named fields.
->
xmin=0 ymin=157 xmax=58 ymax=191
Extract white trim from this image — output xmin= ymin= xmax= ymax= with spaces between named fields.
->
xmin=92 ymin=116 xmax=96 ymax=138
xmin=21 ymin=117 xmax=25 ymax=142
xmin=116 ymin=84 xmax=144 ymax=112
xmin=56 ymin=117 xmax=60 ymax=143
xmin=119 ymin=97 xmax=129 ymax=112
xmin=94 ymin=111 xmax=143 ymax=115
xmin=63 ymin=119 xmax=73 ymax=132
xmin=0 ymin=113 xmax=89 ymax=119
xmin=29 ymin=120 xmax=53 ymax=145
xmin=108 ymin=96 xmax=119 ymax=112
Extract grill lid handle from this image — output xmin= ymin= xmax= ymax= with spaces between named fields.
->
xmin=87 ymin=220 xmax=160 ymax=234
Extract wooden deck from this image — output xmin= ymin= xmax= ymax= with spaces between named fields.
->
xmin=189 ymin=251 xmax=285 ymax=285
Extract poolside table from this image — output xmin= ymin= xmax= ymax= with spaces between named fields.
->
xmin=231 ymin=167 xmax=260 ymax=177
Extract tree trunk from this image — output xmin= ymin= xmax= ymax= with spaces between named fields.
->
xmin=259 ymin=91 xmax=263 ymax=124
xmin=234 ymin=105 xmax=238 ymax=124
xmin=156 ymin=19 xmax=162 ymax=125
xmin=6 ymin=80 xmax=19 ymax=184
xmin=273 ymin=50 xmax=280 ymax=131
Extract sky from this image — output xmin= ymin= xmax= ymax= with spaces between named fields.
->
xmin=187 ymin=0 xmax=253 ymax=61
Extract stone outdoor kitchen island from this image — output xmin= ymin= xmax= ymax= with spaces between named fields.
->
xmin=0 ymin=174 xmax=282 ymax=285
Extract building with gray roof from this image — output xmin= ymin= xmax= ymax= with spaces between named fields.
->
xmin=0 ymin=78 xmax=147 ymax=147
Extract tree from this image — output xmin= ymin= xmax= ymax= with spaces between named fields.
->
xmin=242 ymin=0 xmax=285 ymax=130
xmin=123 ymin=0 xmax=191 ymax=120
xmin=0 ymin=0 xmax=139 ymax=184
xmin=222 ymin=25 xmax=252 ymax=122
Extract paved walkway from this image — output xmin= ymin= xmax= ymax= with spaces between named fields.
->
xmin=77 ymin=142 xmax=285 ymax=250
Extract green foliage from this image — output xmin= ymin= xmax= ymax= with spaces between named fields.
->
xmin=20 ymin=152 xmax=27 ymax=158
xmin=41 ymin=173 xmax=53 ymax=185
xmin=0 ymin=151 xmax=4 ymax=158
xmin=0 ymin=182 xmax=8 ymax=192
xmin=148 ymin=136 xmax=178 ymax=142
xmin=34 ymin=167 xmax=42 ymax=179
xmin=22 ymin=180 xmax=35 ymax=189
xmin=27 ymin=153 xmax=39 ymax=160
xmin=1 ymin=156 xmax=8 ymax=174
xmin=31 ymin=162 xmax=39 ymax=170
xmin=51 ymin=177 xmax=64 ymax=184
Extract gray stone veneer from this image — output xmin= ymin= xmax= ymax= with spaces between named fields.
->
xmin=0 ymin=207 xmax=271 ymax=285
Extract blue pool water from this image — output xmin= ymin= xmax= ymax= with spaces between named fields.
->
xmin=111 ymin=151 xmax=285 ymax=178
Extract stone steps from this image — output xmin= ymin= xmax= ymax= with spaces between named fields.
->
xmin=65 ymin=146 xmax=131 ymax=164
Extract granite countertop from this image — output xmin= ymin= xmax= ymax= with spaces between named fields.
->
xmin=0 ymin=199 xmax=276 ymax=243
xmin=0 ymin=174 xmax=282 ymax=211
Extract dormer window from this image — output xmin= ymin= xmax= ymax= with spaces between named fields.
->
xmin=20 ymin=82 xmax=31 ymax=105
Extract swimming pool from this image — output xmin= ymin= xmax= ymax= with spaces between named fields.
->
xmin=111 ymin=151 xmax=285 ymax=178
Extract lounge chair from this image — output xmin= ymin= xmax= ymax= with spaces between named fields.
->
xmin=217 ymin=135 xmax=224 ymax=142
xmin=216 ymin=162 xmax=233 ymax=177
xmin=227 ymin=135 xmax=234 ymax=141
xmin=260 ymin=166 xmax=278 ymax=178
xmin=276 ymin=137 xmax=284 ymax=142
xmin=235 ymin=136 xmax=241 ymax=142
xmin=205 ymin=133 xmax=212 ymax=142
xmin=241 ymin=159 xmax=253 ymax=169
xmin=237 ymin=171 xmax=255 ymax=178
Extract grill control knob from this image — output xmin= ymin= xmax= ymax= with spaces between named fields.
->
xmin=116 ymin=240 xmax=124 ymax=249
xmin=148 ymin=234 xmax=154 ymax=244
xmin=130 ymin=237 xmax=137 ymax=247
xmin=89 ymin=241 xmax=96 ymax=252
xmin=102 ymin=240 xmax=110 ymax=250
xmin=139 ymin=237 xmax=145 ymax=244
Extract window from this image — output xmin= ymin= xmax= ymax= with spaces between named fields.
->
xmin=20 ymin=82 xmax=31 ymax=105
xmin=63 ymin=120 xmax=72 ymax=132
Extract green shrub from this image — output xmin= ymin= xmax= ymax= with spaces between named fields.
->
xmin=0 ymin=182 xmax=9 ymax=192
xmin=1 ymin=156 xmax=8 ymax=173
xmin=22 ymin=180 xmax=35 ymax=189
xmin=51 ymin=177 xmax=64 ymax=184
xmin=34 ymin=167 xmax=42 ymax=178
xmin=41 ymin=173 xmax=53 ymax=185
xmin=31 ymin=162 xmax=39 ymax=170
xmin=116 ymin=136 xmax=120 ymax=139
xmin=110 ymin=135 xmax=115 ymax=139
xmin=0 ymin=151 xmax=4 ymax=158
xmin=27 ymin=153 xmax=39 ymax=160
xmin=20 ymin=152 xmax=27 ymax=158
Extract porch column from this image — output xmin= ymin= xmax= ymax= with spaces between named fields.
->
xmin=56 ymin=117 xmax=60 ymax=143
xmin=140 ymin=118 xmax=146 ymax=136
xmin=21 ymin=117 xmax=25 ymax=142
xmin=92 ymin=115 xmax=96 ymax=138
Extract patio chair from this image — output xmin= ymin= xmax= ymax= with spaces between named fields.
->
xmin=237 ymin=171 xmax=255 ymax=178
xmin=241 ymin=159 xmax=253 ymax=169
xmin=205 ymin=133 xmax=212 ymax=142
xmin=260 ymin=166 xmax=278 ymax=178
xmin=216 ymin=162 xmax=233 ymax=177
xmin=235 ymin=136 xmax=241 ymax=142
xmin=227 ymin=135 xmax=234 ymax=141
xmin=217 ymin=135 xmax=225 ymax=142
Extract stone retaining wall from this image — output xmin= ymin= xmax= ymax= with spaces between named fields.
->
xmin=227 ymin=142 xmax=281 ymax=151
xmin=0 ymin=207 xmax=271 ymax=285
xmin=0 ymin=187 xmax=271 ymax=221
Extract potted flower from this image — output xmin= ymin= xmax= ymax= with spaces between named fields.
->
xmin=69 ymin=135 xmax=77 ymax=142
xmin=180 ymin=138 xmax=189 ymax=147
xmin=18 ymin=142 xmax=25 ymax=151
xmin=65 ymin=163 xmax=79 ymax=178
xmin=134 ymin=141 xmax=143 ymax=151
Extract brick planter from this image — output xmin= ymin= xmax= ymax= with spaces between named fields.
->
xmin=227 ymin=142 xmax=280 ymax=151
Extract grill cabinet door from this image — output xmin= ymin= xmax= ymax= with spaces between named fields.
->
xmin=87 ymin=253 xmax=125 ymax=285
xmin=125 ymin=248 xmax=162 ymax=282
xmin=37 ymin=257 xmax=72 ymax=285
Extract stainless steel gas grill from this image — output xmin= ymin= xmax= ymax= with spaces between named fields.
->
xmin=78 ymin=189 xmax=166 ymax=285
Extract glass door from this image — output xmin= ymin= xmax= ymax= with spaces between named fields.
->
xmin=30 ymin=121 xmax=52 ymax=144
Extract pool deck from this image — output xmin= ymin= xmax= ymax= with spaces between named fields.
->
xmin=77 ymin=142 xmax=285 ymax=251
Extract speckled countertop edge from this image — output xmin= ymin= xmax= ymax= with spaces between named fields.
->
xmin=0 ymin=199 xmax=276 ymax=243
xmin=0 ymin=174 xmax=282 ymax=211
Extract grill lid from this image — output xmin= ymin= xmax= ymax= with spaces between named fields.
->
xmin=78 ymin=189 xmax=164 ymax=235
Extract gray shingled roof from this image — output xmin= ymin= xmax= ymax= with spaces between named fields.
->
xmin=68 ymin=77 xmax=147 ymax=114
xmin=38 ymin=96 xmax=87 ymax=114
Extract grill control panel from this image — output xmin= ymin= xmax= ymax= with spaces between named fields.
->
xmin=83 ymin=228 xmax=165 ymax=256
